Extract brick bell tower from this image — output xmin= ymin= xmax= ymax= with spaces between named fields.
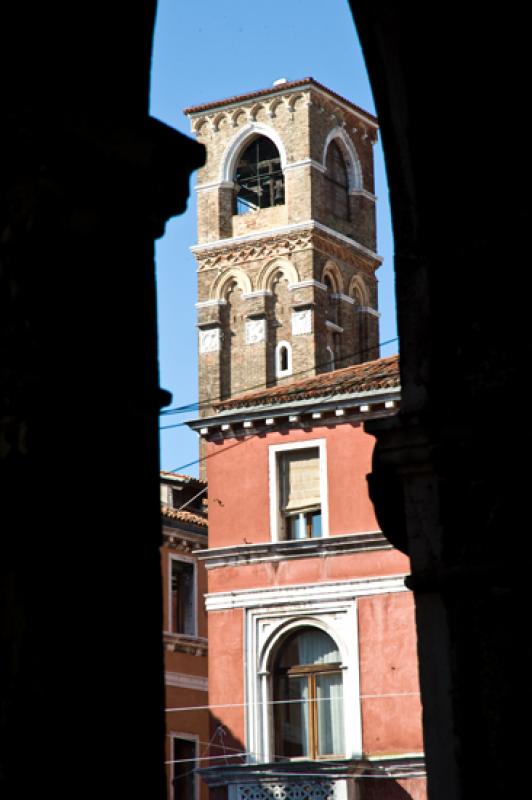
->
xmin=185 ymin=78 xmax=381 ymax=429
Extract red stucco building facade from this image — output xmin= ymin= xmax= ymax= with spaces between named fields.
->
xmin=190 ymin=358 xmax=426 ymax=799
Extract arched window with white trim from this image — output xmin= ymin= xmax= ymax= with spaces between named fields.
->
xmin=275 ymin=340 xmax=292 ymax=378
xmin=234 ymin=136 xmax=285 ymax=214
xmin=272 ymin=627 xmax=345 ymax=760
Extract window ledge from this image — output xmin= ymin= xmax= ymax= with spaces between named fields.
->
xmin=163 ymin=631 xmax=208 ymax=656
xmin=197 ymin=531 xmax=392 ymax=569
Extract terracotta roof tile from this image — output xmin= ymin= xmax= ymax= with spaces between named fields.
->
xmin=160 ymin=471 xmax=206 ymax=486
xmin=215 ymin=355 xmax=400 ymax=412
xmin=161 ymin=505 xmax=207 ymax=528
xmin=184 ymin=78 xmax=378 ymax=125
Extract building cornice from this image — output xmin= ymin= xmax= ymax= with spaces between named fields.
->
xmin=191 ymin=220 xmax=382 ymax=265
xmin=204 ymin=572 xmax=407 ymax=612
xmin=189 ymin=388 xmax=400 ymax=438
xmin=198 ymin=532 xmax=393 ymax=571
xmin=165 ymin=671 xmax=208 ymax=692
xmin=163 ymin=632 xmax=208 ymax=656
xmin=184 ymin=78 xmax=378 ymax=129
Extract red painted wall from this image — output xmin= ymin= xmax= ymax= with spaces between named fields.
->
xmin=207 ymin=550 xmax=410 ymax=594
xmin=358 ymin=592 xmax=423 ymax=754
xmin=207 ymin=608 xmax=246 ymax=753
xmin=206 ymin=422 xmax=379 ymax=548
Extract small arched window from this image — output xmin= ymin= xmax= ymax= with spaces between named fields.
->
xmin=325 ymin=141 xmax=349 ymax=221
xmin=273 ymin=627 xmax=344 ymax=760
xmin=275 ymin=340 xmax=292 ymax=378
xmin=234 ymin=136 xmax=285 ymax=214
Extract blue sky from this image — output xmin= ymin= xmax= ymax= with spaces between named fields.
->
xmin=150 ymin=0 xmax=396 ymax=475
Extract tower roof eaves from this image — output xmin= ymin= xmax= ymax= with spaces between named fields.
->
xmin=183 ymin=78 xmax=378 ymax=128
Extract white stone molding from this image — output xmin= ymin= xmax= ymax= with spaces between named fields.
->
xmin=322 ymin=126 xmax=363 ymax=191
xmin=195 ymin=180 xmax=235 ymax=193
xmin=358 ymin=306 xmax=381 ymax=318
xmin=199 ymin=328 xmax=221 ymax=354
xmin=349 ymin=187 xmax=377 ymax=201
xmin=245 ymin=318 xmax=266 ymax=345
xmin=331 ymin=292 xmax=355 ymax=305
xmin=221 ymin=123 xmax=288 ymax=184
xmin=206 ymin=574 xmax=407 ymax=612
xmin=289 ymin=279 xmax=327 ymax=292
xmin=191 ymin=220 xmax=383 ymax=264
xmin=210 ymin=266 xmax=253 ymax=300
xmin=283 ymin=158 xmax=327 ymax=174
xmin=275 ymin=340 xmax=292 ymax=378
xmin=196 ymin=299 xmax=227 ymax=308
xmin=242 ymin=290 xmax=273 ymax=299
xmin=291 ymin=308 xmax=312 ymax=336
xmin=257 ymin=258 xmax=300 ymax=292
xmin=326 ymin=320 xmax=344 ymax=333
xmin=242 ymin=586 xmax=374 ymax=762
xmin=165 ymin=672 xmax=208 ymax=692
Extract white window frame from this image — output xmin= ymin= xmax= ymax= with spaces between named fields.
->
xmin=169 ymin=731 xmax=199 ymax=800
xmin=244 ymin=597 xmax=362 ymax=764
xmin=167 ymin=554 xmax=197 ymax=638
xmin=275 ymin=340 xmax=293 ymax=378
xmin=268 ymin=439 xmax=329 ymax=542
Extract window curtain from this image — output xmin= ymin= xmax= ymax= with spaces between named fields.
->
xmin=276 ymin=675 xmax=310 ymax=758
xmin=296 ymin=630 xmax=340 ymax=665
xmin=281 ymin=449 xmax=321 ymax=512
xmin=316 ymin=672 xmax=344 ymax=756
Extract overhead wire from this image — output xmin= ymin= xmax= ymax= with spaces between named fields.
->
xmin=165 ymin=691 xmax=420 ymax=713
xmin=161 ymin=337 xmax=399 ymax=472
xmin=165 ymin=739 xmax=425 ymax=780
xmin=159 ymin=336 xmax=399 ymax=422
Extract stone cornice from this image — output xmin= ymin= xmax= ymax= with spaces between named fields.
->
xmin=163 ymin=631 xmax=208 ymax=656
xmin=164 ymin=671 xmax=208 ymax=692
xmin=197 ymin=531 xmax=392 ymax=570
xmin=192 ymin=222 xmax=381 ymax=273
xmin=189 ymin=389 xmax=400 ymax=439
xmin=204 ymin=573 xmax=408 ymax=612
xmin=185 ymin=78 xmax=378 ymax=130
